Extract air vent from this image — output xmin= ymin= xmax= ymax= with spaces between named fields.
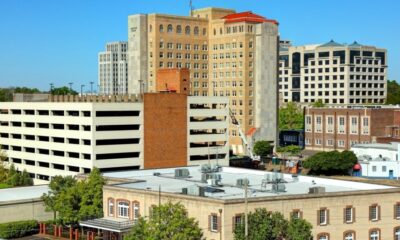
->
xmin=309 ymin=186 xmax=325 ymax=194
xmin=175 ymin=168 xmax=190 ymax=178
xmin=236 ymin=178 xmax=250 ymax=188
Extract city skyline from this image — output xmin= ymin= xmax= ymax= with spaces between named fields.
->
xmin=0 ymin=0 xmax=399 ymax=91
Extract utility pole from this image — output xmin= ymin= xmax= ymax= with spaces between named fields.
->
xmin=244 ymin=181 xmax=248 ymax=239
xmin=90 ymin=81 xmax=94 ymax=95
xmin=80 ymin=84 xmax=85 ymax=96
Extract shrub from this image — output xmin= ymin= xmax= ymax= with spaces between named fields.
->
xmin=0 ymin=220 xmax=38 ymax=239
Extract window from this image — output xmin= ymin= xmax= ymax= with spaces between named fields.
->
xmin=326 ymin=116 xmax=334 ymax=133
xmin=185 ymin=26 xmax=190 ymax=35
xmin=167 ymin=24 xmax=173 ymax=33
xmin=133 ymin=202 xmax=140 ymax=221
xmin=318 ymin=208 xmax=328 ymax=225
xmin=108 ymin=199 xmax=114 ymax=216
xmin=194 ymin=26 xmax=199 ymax=35
xmin=118 ymin=201 xmax=129 ymax=218
xmin=338 ymin=116 xmax=346 ymax=134
xmin=344 ymin=231 xmax=355 ymax=240
xmin=395 ymin=227 xmax=400 ymax=240
xmin=395 ymin=203 xmax=400 ymax=219
xmin=369 ymin=204 xmax=380 ymax=221
xmin=209 ymin=214 xmax=219 ymax=232
xmin=159 ymin=24 xmax=164 ymax=33
xmin=305 ymin=115 xmax=312 ymax=132
xmin=315 ymin=116 xmax=322 ymax=133
xmin=291 ymin=209 xmax=302 ymax=219
xmin=369 ymin=229 xmax=380 ymax=240
xmin=350 ymin=117 xmax=358 ymax=134
xmin=232 ymin=214 xmax=242 ymax=232
xmin=176 ymin=25 xmax=182 ymax=34
xmin=344 ymin=206 xmax=354 ymax=223
xmin=317 ymin=233 xmax=329 ymax=240
xmin=362 ymin=117 xmax=370 ymax=134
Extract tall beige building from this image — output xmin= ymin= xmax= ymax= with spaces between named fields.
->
xmin=128 ymin=8 xmax=279 ymax=154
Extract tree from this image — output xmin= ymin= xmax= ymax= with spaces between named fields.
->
xmin=51 ymin=86 xmax=78 ymax=95
xmin=0 ymin=147 xmax=8 ymax=183
xmin=386 ymin=80 xmax=400 ymax=104
xmin=303 ymin=150 xmax=358 ymax=175
xmin=79 ymin=168 xmax=106 ymax=219
xmin=4 ymin=164 xmax=33 ymax=187
xmin=311 ymin=99 xmax=326 ymax=108
xmin=279 ymin=102 xmax=304 ymax=130
xmin=234 ymin=208 xmax=312 ymax=240
xmin=286 ymin=218 xmax=313 ymax=240
xmin=253 ymin=141 xmax=273 ymax=158
xmin=125 ymin=202 xmax=203 ymax=240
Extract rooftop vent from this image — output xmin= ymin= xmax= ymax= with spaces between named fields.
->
xmin=201 ymin=164 xmax=212 ymax=173
xmin=236 ymin=178 xmax=250 ymax=188
xmin=309 ymin=186 xmax=325 ymax=194
xmin=175 ymin=168 xmax=190 ymax=178
xmin=153 ymin=172 xmax=161 ymax=176
xmin=292 ymin=174 xmax=299 ymax=182
xmin=272 ymin=183 xmax=286 ymax=192
xmin=187 ymin=185 xmax=205 ymax=197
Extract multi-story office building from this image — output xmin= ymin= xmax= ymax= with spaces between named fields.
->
xmin=0 ymin=93 xmax=229 ymax=184
xmin=128 ymin=7 xmax=279 ymax=154
xmin=98 ymin=42 xmax=128 ymax=95
xmin=279 ymin=40 xmax=387 ymax=105
xmin=80 ymin=165 xmax=400 ymax=240
xmin=304 ymin=106 xmax=400 ymax=151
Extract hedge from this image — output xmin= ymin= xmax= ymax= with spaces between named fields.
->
xmin=0 ymin=220 xmax=38 ymax=239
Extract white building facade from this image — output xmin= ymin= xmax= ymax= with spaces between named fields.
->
xmin=0 ymin=96 xmax=229 ymax=184
xmin=279 ymin=40 xmax=387 ymax=105
xmin=98 ymin=42 xmax=129 ymax=95
xmin=352 ymin=142 xmax=400 ymax=179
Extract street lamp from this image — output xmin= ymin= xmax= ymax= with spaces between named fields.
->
xmin=68 ymin=82 xmax=73 ymax=93
xmin=218 ymin=208 xmax=223 ymax=240
xmin=49 ymin=83 xmax=54 ymax=95
xmin=90 ymin=81 xmax=94 ymax=95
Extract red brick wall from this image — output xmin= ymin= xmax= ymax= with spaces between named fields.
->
xmin=143 ymin=93 xmax=187 ymax=168
xmin=156 ymin=68 xmax=190 ymax=94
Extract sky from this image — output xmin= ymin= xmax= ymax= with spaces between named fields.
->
xmin=0 ymin=0 xmax=399 ymax=92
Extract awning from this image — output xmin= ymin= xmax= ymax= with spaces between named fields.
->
xmin=80 ymin=218 xmax=136 ymax=233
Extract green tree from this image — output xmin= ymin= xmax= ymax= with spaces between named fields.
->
xmin=303 ymin=150 xmax=358 ymax=175
xmin=125 ymin=202 xmax=203 ymax=240
xmin=42 ymin=176 xmax=77 ymax=221
xmin=311 ymin=99 xmax=326 ymax=108
xmin=234 ymin=208 xmax=312 ymax=240
xmin=56 ymin=183 xmax=83 ymax=224
xmin=279 ymin=102 xmax=304 ymax=130
xmin=51 ymin=86 xmax=78 ymax=95
xmin=253 ymin=141 xmax=273 ymax=158
xmin=286 ymin=218 xmax=313 ymax=240
xmin=0 ymin=147 xmax=8 ymax=182
xmin=14 ymin=87 xmax=41 ymax=94
xmin=277 ymin=145 xmax=302 ymax=156
xmin=79 ymin=168 xmax=106 ymax=219
xmin=386 ymin=80 xmax=400 ymax=104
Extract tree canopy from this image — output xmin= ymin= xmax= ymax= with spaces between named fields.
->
xmin=311 ymin=99 xmax=326 ymax=108
xmin=386 ymin=80 xmax=400 ymax=104
xmin=42 ymin=168 xmax=106 ymax=224
xmin=234 ymin=208 xmax=312 ymax=240
xmin=277 ymin=145 xmax=302 ymax=156
xmin=51 ymin=86 xmax=78 ymax=95
xmin=253 ymin=140 xmax=273 ymax=158
xmin=303 ymin=150 xmax=357 ymax=175
xmin=0 ymin=150 xmax=33 ymax=188
xmin=0 ymin=87 xmax=42 ymax=101
xmin=125 ymin=202 xmax=203 ymax=240
xmin=279 ymin=102 xmax=303 ymax=130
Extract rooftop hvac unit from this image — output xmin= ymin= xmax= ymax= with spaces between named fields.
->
xmin=272 ymin=183 xmax=286 ymax=192
xmin=175 ymin=168 xmax=190 ymax=178
xmin=236 ymin=178 xmax=250 ymax=188
xmin=182 ymin=188 xmax=188 ymax=195
xmin=201 ymin=164 xmax=211 ymax=173
xmin=308 ymin=186 xmax=326 ymax=194
xmin=207 ymin=179 xmax=221 ymax=187
xmin=292 ymin=174 xmax=299 ymax=182
xmin=153 ymin=172 xmax=161 ymax=176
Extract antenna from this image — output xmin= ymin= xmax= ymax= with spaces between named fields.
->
xmin=189 ymin=0 xmax=194 ymax=17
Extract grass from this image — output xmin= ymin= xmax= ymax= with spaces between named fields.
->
xmin=0 ymin=183 xmax=11 ymax=189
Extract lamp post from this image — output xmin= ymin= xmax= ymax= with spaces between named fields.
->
xmin=68 ymin=82 xmax=73 ymax=93
xmin=80 ymin=84 xmax=85 ymax=96
xmin=90 ymin=81 xmax=94 ymax=95
xmin=218 ymin=208 xmax=223 ymax=240
xmin=49 ymin=83 xmax=54 ymax=95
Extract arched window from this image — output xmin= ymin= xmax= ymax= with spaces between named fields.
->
xmin=167 ymin=24 xmax=173 ymax=33
xmin=369 ymin=229 xmax=380 ymax=240
xmin=395 ymin=227 xmax=400 ymax=240
xmin=185 ymin=26 xmax=190 ymax=35
xmin=202 ymin=28 xmax=206 ymax=36
xmin=133 ymin=201 xmax=140 ymax=221
xmin=344 ymin=231 xmax=355 ymax=240
xmin=118 ymin=201 xmax=130 ymax=218
xmin=176 ymin=25 xmax=182 ymax=34
xmin=108 ymin=198 xmax=114 ymax=217
xmin=159 ymin=24 xmax=164 ymax=33
xmin=213 ymin=28 xmax=216 ymax=35
xmin=317 ymin=233 xmax=329 ymax=240
xmin=149 ymin=24 xmax=152 ymax=32
xmin=194 ymin=26 xmax=199 ymax=35
xmin=219 ymin=27 xmax=223 ymax=35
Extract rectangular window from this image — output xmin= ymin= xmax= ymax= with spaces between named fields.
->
xmin=318 ymin=209 xmax=328 ymax=225
xmin=326 ymin=116 xmax=334 ymax=133
xmin=133 ymin=202 xmax=140 ymax=221
xmin=108 ymin=200 xmax=114 ymax=216
xmin=315 ymin=116 xmax=322 ymax=133
xmin=291 ymin=210 xmax=301 ymax=219
xmin=338 ymin=116 xmax=346 ymax=134
xmin=344 ymin=207 xmax=354 ymax=223
xmin=362 ymin=117 xmax=370 ymax=135
xmin=395 ymin=203 xmax=400 ymax=219
xmin=369 ymin=205 xmax=379 ymax=221
xmin=210 ymin=214 xmax=219 ymax=232
xmin=118 ymin=201 xmax=129 ymax=218
xmin=350 ymin=116 xmax=358 ymax=134
xmin=305 ymin=116 xmax=312 ymax=132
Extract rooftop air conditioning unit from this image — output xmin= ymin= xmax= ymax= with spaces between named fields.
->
xmin=175 ymin=168 xmax=190 ymax=178
xmin=308 ymin=186 xmax=325 ymax=194
xmin=272 ymin=183 xmax=286 ymax=192
xmin=236 ymin=178 xmax=249 ymax=188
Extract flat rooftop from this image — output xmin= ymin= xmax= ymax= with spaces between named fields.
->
xmin=103 ymin=166 xmax=394 ymax=200
xmin=0 ymin=185 xmax=49 ymax=202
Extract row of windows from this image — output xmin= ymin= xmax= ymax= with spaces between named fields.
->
xmin=153 ymin=24 xmax=207 ymax=36
xmin=0 ymin=109 xmax=90 ymax=117
xmin=4 ymin=157 xmax=89 ymax=173
xmin=157 ymin=42 xmax=208 ymax=51
xmin=212 ymin=42 xmax=250 ymax=50
xmin=2 ymin=144 xmax=91 ymax=160
xmin=306 ymin=139 xmax=366 ymax=147
xmin=211 ymin=52 xmax=252 ymax=59
xmin=305 ymin=115 xmax=370 ymax=135
xmin=0 ymin=121 xmax=91 ymax=131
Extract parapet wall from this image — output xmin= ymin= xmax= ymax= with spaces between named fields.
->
xmin=47 ymin=94 xmax=142 ymax=103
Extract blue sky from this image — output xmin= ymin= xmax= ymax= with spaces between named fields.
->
xmin=0 ymin=0 xmax=399 ymax=91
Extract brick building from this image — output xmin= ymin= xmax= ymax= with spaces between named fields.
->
xmin=304 ymin=106 xmax=400 ymax=151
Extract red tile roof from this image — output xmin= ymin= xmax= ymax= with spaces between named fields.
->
xmin=246 ymin=127 xmax=257 ymax=136
xmin=223 ymin=11 xmax=278 ymax=25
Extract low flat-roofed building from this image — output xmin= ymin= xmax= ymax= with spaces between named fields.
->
xmin=0 ymin=185 xmax=52 ymax=223
xmin=352 ymin=142 xmax=400 ymax=179
xmin=80 ymin=166 xmax=400 ymax=240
